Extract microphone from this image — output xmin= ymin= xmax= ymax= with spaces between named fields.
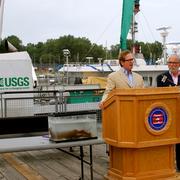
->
xmin=161 ymin=75 xmax=175 ymax=85
xmin=161 ymin=75 xmax=167 ymax=83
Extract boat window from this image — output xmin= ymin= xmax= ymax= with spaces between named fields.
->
xmin=103 ymin=60 xmax=119 ymax=66
xmin=143 ymin=77 xmax=152 ymax=87
xmin=110 ymin=60 xmax=119 ymax=66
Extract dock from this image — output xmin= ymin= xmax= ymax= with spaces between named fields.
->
xmin=2 ymin=140 xmax=180 ymax=180
xmin=0 ymin=87 xmax=108 ymax=180
xmin=0 ymin=125 xmax=109 ymax=180
xmin=1 ymin=89 xmax=180 ymax=180
xmin=0 ymin=144 xmax=108 ymax=180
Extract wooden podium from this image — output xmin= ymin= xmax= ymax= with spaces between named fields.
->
xmin=102 ymin=87 xmax=180 ymax=180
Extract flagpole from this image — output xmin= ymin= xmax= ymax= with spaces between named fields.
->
xmin=0 ymin=0 xmax=5 ymax=44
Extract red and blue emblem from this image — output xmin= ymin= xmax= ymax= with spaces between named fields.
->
xmin=148 ymin=107 xmax=168 ymax=131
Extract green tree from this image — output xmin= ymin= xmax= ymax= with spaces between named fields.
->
xmin=0 ymin=34 xmax=163 ymax=67
xmin=110 ymin=44 xmax=120 ymax=59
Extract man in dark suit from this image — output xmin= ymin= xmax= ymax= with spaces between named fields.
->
xmin=157 ymin=55 xmax=180 ymax=87
xmin=157 ymin=54 xmax=180 ymax=171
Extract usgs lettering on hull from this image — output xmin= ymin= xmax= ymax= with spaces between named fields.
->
xmin=0 ymin=51 xmax=35 ymax=117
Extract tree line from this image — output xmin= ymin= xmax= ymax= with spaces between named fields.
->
xmin=0 ymin=35 xmax=163 ymax=66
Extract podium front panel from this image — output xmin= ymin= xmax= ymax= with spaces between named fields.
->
xmin=102 ymin=87 xmax=180 ymax=148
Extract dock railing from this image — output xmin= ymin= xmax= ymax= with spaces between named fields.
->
xmin=0 ymin=88 xmax=104 ymax=118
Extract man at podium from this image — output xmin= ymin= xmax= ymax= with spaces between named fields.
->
xmin=101 ymin=50 xmax=144 ymax=103
xmin=157 ymin=54 xmax=180 ymax=171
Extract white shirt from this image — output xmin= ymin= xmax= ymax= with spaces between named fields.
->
xmin=172 ymin=75 xmax=178 ymax=85
xmin=170 ymin=71 xmax=178 ymax=85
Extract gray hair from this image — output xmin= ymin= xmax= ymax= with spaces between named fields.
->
xmin=167 ymin=54 xmax=180 ymax=62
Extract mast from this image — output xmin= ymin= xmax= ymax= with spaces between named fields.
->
xmin=120 ymin=0 xmax=134 ymax=50
xmin=119 ymin=0 xmax=140 ymax=51
xmin=131 ymin=0 xmax=140 ymax=54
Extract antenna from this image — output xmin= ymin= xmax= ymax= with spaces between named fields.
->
xmin=156 ymin=26 xmax=171 ymax=64
xmin=156 ymin=26 xmax=171 ymax=31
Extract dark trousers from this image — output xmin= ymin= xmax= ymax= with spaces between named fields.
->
xmin=176 ymin=144 xmax=180 ymax=170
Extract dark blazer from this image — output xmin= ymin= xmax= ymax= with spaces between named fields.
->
xmin=157 ymin=71 xmax=180 ymax=87
xmin=157 ymin=71 xmax=180 ymax=171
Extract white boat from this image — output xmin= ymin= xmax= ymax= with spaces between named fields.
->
xmin=58 ymin=54 xmax=169 ymax=87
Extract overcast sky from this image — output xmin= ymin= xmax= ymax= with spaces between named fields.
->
xmin=2 ymin=0 xmax=180 ymax=48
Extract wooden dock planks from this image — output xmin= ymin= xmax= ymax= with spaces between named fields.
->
xmin=0 ymin=144 xmax=108 ymax=180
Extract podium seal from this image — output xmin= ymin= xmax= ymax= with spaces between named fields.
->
xmin=145 ymin=103 xmax=171 ymax=135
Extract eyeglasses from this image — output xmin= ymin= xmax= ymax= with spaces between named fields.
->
xmin=167 ymin=61 xmax=180 ymax=64
xmin=123 ymin=58 xmax=134 ymax=62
